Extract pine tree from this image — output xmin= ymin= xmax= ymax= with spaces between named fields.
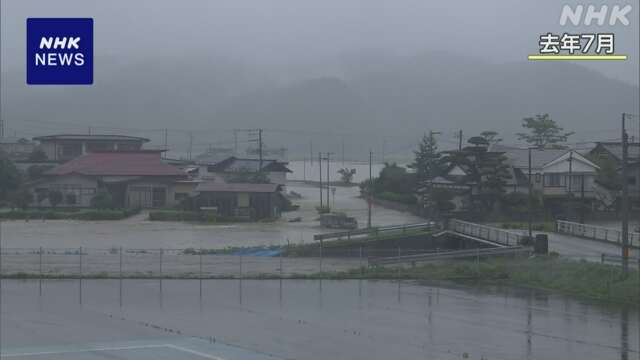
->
xmin=409 ymin=133 xmax=441 ymax=186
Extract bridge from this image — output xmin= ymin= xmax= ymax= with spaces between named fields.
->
xmin=313 ymin=218 xmax=639 ymax=266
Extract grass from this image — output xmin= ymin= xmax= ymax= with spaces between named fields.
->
xmin=326 ymin=256 xmax=640 ymax=306
xmin=285 ymin=227 xmax=434 ymax=256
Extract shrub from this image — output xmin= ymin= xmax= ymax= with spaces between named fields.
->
xmin=9 ymin=188 xmax=33 ymax=210
xmin=376 ymin=191 xmax=417 ymax=205
xmin=91 ymin=190 xmax=114 ymax=209
xmin=47 ymin=190 xmax=63 ymax=208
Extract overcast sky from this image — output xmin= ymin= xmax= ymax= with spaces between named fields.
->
xmin=1 ymin=0 xmax=638 ymax=159
xmin=2 ymin=0 xmax=638 ymax=85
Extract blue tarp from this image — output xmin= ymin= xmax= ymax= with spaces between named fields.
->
xmin=232 ymin=249 xmax=282 ymax=257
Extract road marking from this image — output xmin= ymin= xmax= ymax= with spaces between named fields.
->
xmin=1 ymin=343 xmax=226 ymax=359
xmin=165 ymin=344 xmax=226 ymax=360
xmin=0 ymin=344 xmax=166 ymax=357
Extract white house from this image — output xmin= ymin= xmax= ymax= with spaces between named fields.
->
xmin=494 ymin=144 xmax=604 ymax=200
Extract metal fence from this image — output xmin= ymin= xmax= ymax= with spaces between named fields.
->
xmin=0 ymin=247 xmax=453 ymax=279
xmin=449 ymin=219 xmax=525 ymax=246
xmin=556 ymin=220 xmax=640 ymax=248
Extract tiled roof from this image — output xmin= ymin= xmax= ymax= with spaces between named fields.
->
xmin=33 ymin=134 xmax=150 ymax=142
xmin=491 ymin=144 xmax=567 ymax=169
xmin=195 ymin=182 xmax=280 ymax=193
xmin=207 ymin=157 xmax=292 ymax=173
xmin=594 ymin=142 xmax=640 ymax=161
xmin=45 ymin=151 xmax=186 ymax=177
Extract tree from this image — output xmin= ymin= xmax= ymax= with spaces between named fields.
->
xmin=409 ymin=133 xmax=442 ymax=187
xmin=47 ymin=190 xmax=63 ymax=208
xmin=9 ymin=187 xmax=34 ymax=210
xmin=516 ymin=114 xmax=574 ymax=149
xmin=428 ymin=188 xmax=455 ymax=216
xmin=480 ymin=131 xmax=502 ymax=145
xmin=27 ymin=164 xmax=54 ymax=180
xmin=593 ymin=157 xmax=621 ymax=190
xmin=338 ymin=168 xmax=356 ymax=184
xmin=0 ymin=157 xmax=22 ymax=203
xmin=373 ymin=163 xmax=415 ymax=194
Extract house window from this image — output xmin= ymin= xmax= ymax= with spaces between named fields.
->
xmin=175 ymin=192 xmax=188 ymax=201
xmin=535 ymin=173 xmax=541 ymax=183
xmin=544 ymin=174 xmax=562 ymax=187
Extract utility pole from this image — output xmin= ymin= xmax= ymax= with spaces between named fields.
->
xmin=258 ymin=129 xmax=263 ymax=170
xmin=382 ymin=140 xmax=386 ymax=163
xmin=310 ymin=141 xmax=313 ymax=166
xmin=580 ymin=174 xmax=585 ymax=224
xmin=341 ymin=138 xmax=345 ymax=166
xmin=567 ymin=151 xmax=573 ymax=221
xmin=368 ymin=150 xmax=373 ymax=228
xmin=621 ymin=113 xmax=630 ymax=273
xmin=164 ymin=129 xmax=168 ymax=149
xmin=188 ymin=132 xmax=193 ymax=161
xmin=319 ymin=152 xmax=323 ymax=209
xmin=326 ymin=152 xmax=333 ymax=208
xmin=303 ymin=157 xmax=306 ymax=182
xmin=458 ymin=130 xmax=463 ymax=151
xmin=0 ymin=114 xmax=4 ymax=138
xmin=233 ymin=130 xmax=238 ymax=156
xmin=528 ymin=147 xmax=533 ymax=240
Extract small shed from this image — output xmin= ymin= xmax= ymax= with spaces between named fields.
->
xmin=195 ymin=182 xmax=283 ymax=220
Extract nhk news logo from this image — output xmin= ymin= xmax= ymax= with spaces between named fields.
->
xmin=529 ymin=4 xmax=633 ymax=61
xmin=26 ymin=18 xmax=93 ymax=85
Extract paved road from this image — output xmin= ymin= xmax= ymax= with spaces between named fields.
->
xmin=545 ymin=231 xmax=637 ymax=260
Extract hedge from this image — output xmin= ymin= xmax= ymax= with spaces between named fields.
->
xmin=0 ymin=208 xmax=140 ymax=220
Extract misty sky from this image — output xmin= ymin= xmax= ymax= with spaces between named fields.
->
xmin=1 ymin=0 xmax=639 ymax=160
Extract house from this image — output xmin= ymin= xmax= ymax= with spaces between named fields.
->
xmin=0 ymin=137 xmax=37 ymax=161
xmin=32 ymin=134 xmax=150 ymax=162
xmin=589 ymin=142 xmax=640 ymax=166
xmin=30 ymin=150 xmax=187 ymax=208
xmin=194 ymin=182 xmax=284 ymax=220
xmin=201 ymin=157 xmax=292 ymax=186
xmin=589 ymin=141 xmax=640 ymax=199
xmin=494 ymin=144 xmax=605 ymax=205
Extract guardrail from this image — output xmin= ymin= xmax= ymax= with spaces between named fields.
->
xmin=557 ymin=220 xmax=639 ymax=248
xmin=601 ymin=253 xmax=640 ymax=268
xmin=449 ymin=219 xmax=525 ymax=246
xmin=369 ymin=246 xmax=530 ymax=266
xmin=313 ymin=222 xmax=437 ymax=241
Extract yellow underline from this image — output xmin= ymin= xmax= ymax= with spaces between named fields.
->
xmin=528 ymin=55 xmax=627 ymax=61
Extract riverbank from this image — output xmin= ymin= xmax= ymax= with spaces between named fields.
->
xmin=308 ymin=256 xmax=640 ymax=307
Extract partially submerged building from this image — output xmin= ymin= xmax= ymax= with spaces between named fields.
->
xmin=194 ymin=182 xmax=284 ymax=220
xmin=30 ymin=150 xmax=187 ymax=208
xmin=201 ymin=156 xmax=292 ymax=186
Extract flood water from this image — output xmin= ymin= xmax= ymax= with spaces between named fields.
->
xmin=0 ymin=182 xmax=421 ymax=249
xmin=1 ymin=279 xmax=637 ymax=360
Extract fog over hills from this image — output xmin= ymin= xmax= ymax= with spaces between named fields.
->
xmin=2 ymin=51 xmax=638 ymax=160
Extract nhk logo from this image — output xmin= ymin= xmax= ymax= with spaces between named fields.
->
xmin=27 ymin=18 xmax=93 ymax=85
